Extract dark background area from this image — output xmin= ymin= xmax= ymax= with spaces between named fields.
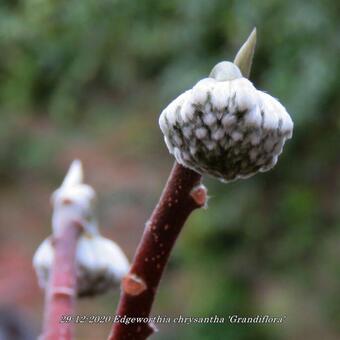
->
xmin=0 ymin=0 xmax=339 ymax=339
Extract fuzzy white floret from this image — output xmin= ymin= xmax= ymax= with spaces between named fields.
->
xmin=182 ymin=151 xmax=191 ymax=161
xmin=273 ymin=140 xmax=284 ymax=154
xmin=286 ymin=129 xmax=293 ymax=139
xmin=180 ymin=94 xmax=195 ymax=122
xmin=264 ymin=138 xmax=276 ymax=152
xmin=210 ymin=82 xmax=229 ymax=111
xmin=191 ymin=78 xmax=215 ymax=104
xmin=165 ymin=90 xmax=189 ymax=115
xmin=189 ymin=146 xmax=197 ymax=154
xmin=221 ymin=114 xmax=237 ymax=129
xmin=260 ymin=92 xmax=293 ymax=133
xmin=173 ymin=134 xmax=183 ymax=146
xmin=183 ymin=126 xmax=193 ymax=139
xmin=195 ymin=127 xmax=208 ymax=139
xmin=163 ymin=90 xmax=190 ymax=126
xmin=212 ymin=128 xmax=225 ymax=141
xmin=164 ymin=108 xmax=176 ymax=126
xmin=205 ymin=140 xmax=217 ymax=151
xmin=231 ymin=131 xmax=243 ymax=141
xmin=259 ymin=92 xmax=279 ymax=130
xmin=249 ymin=148 xmax=258 ymax=161
xmin=164 ymin=136 xmax=174 ymax=152
xmin=244 ymin=105 xmax=262 ymax=127
xmin=203 ymin=112 xmax=217 ymax=126
xmin=174 ymin=147 xmax=184 ymax=163
xmin=249 ymin=131 xmax=261 ymax=145
xmin=158 ymin=113 xmax=168 ymax=134
xmin=281 ymin=113 xmax=294 ymax=134
xmin=232 ymin=78 xmax=258 ymax=112
xmin=258 ymin=91 xmax=293 ymax=135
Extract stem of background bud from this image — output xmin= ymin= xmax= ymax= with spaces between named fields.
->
xmin=42 ymin=220 xmax=82 ymax=340
xmin=109 ymin=163 xmax=206 ymax=340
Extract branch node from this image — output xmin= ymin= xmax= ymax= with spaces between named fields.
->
xmin=122 ymin=273 xmax=147 ymax=296
xmin=190 ymin=184 xmax=208 ymax=207
xmin=51 ymin=286 xmax=75 ymax=297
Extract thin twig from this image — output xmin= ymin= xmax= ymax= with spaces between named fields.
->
xmin=42 ymin=219 xmax=82 ymax=340
xmin=109 ymin=162 xmax=207 ymax=339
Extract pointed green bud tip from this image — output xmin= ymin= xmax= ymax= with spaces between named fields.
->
xmin=233 ymin=27 xmax=257 ymax=79
xmin=209 ymin=61 xmax=242 ymax=81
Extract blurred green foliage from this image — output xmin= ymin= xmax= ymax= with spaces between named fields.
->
xmin=0 ymin=0 xmax=339 ymax=339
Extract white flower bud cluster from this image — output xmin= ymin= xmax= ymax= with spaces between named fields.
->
xmin=51 ymin=160 xmax=98 ymax=236
xmin=33 ymin=160 xmax=129 ymax=297
xmin=159 ymin=62 xmax=293 ymax=182
xmin=33 ymin=234 xmax=129 ymax=297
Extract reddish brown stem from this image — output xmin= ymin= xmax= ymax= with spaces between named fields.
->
xmin=109 ymin=162 xmax=206 ymax=340
xmin=42 ymin=220 xmax=82 ymax=340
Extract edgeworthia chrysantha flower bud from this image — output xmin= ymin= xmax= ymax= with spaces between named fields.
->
xmin=33 ymin=160 xmax=129 ymax=296
xmin=51 ymin=159 xmax=98 ymax=235
xmin=33 ymin=234 xmax=130 ymax=297
xmin=159 ymin=30 xmax=293 ymax=182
